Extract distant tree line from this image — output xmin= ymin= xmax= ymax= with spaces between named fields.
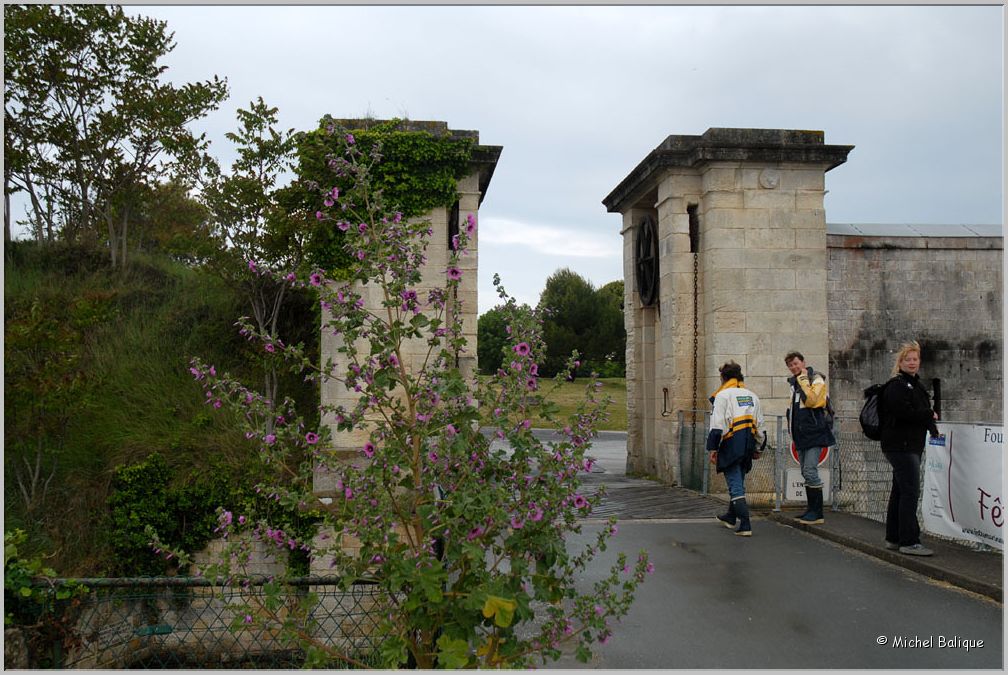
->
xmin=478 ymin=269 xmax=626 ymax=379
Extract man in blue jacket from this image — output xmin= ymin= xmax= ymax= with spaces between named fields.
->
xmin=785 ymin=351 xmax=836 ymax=524
xmin=708 ymin=361 xmax=767 ymax=537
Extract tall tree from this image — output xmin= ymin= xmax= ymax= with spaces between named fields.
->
xmin=3 ymin=4 xmax=227 ymax=264
xmin=477 ymin=305 xmax=510 ymax=375
xmin=593 ymin=280 xmax=627 ymax=377
xmin=537 ymin=268 xmax=598 ymax=377
xmin=199 ymin=98 xmax=303 ymax=426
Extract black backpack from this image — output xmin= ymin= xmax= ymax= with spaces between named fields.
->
xmin=859 ymin=382 xmax=887 ymax=441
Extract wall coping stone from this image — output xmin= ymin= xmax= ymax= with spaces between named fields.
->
xmin=603 ymin=127 xmax=853 ymax=214
xmin=827 ymin=234 xmax=1003 ymax=251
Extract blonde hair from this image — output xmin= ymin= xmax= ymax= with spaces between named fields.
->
xmin=891 ymin=340 xmax=922 ymax=376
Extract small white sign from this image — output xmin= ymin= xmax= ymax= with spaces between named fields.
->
xmin=784 ymin=468 xmax=831 ymax=502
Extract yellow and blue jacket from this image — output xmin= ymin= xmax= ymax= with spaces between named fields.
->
xmin=706 ymin=379 xmax=767 ymax=474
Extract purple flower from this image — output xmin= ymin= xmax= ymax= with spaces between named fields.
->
xmin=265 ymin=343 xmax=276 ymax=353
xmin=310 ymin=273 xmax=323 ymax=287
xmin=356 ymin=250 xmax=366 ymax=261
xmin=594 ymin=604 xmax=604 ymax=616
xmin=305 ymin=432 xmax=319 ymax=445
xmin=244 ymin=614 xmax=253 ymax=624
xmin=529 ymin=363 xmax=539 ymax=376
xmin=345 ymin=134 xmax=355 ymax=145
xmin=447 ymin=267 xmax=462 ymax=281
xmin=337 ymin=221 xmax=350 ymax=232
xmin=324 ymin=197 xmax=334 ymax=207
xmin=573 ymin=494 xmax=588 ymax=509
xmin=510 ymin=516 xmax=524 ymax=529
xmin=646 ymin=562 xmax=655 ymax=574
xmin=467 ymin=526 xmax=485 ymax=541
xmin=213 ymin=399 xmax=222 ymax=409
xmin=513 ymin=342 xmax=531 ymax=356
xmin=445 ymin=424 xmax=457 ymax=437
xmin=362 ymin=442 xmax=375 ymax=458
xmin=529 ymin=505 xmax=544 ymax=522
xmin=526 ymin=377 xmax=537 ymax=391
xmin=330 ymin=186 xmax=339 ymax=199
xmin=247 ymin=260 xmax=257 ymax=271
xmin=264 ymin=434 xmax=276 ymax=445
xmin=315 ymin=211 xmax=324 ymax=221
xmin=466 ymin=213 xmax=476 ymax=234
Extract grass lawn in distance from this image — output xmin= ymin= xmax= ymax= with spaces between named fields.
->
xmin=481 ymin=376 xmax=627 ymax=431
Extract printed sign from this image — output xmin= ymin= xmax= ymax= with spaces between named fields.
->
xmin=784 ymin=468 xmax=831 ymax=502
xmin=922 ymin=423 xmax=1004 ymax=550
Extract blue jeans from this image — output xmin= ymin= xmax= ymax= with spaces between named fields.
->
xmin=798 ymin=446 xmax=824 ymax=488
xmin=722 ymin=463 xmax=746 ymax=500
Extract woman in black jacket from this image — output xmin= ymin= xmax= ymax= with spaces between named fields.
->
xmin=881 ymin=340 xmax=940 ymax=557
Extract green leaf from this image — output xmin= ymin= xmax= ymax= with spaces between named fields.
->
xmin=436 ymin=634 xmax=470 ymax=669
xmin=481 ymin=595 xmax=517 ymax=628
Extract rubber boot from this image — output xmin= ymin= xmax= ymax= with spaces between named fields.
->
xmin=732 ymin=497 xmax=752 ymax=537
xmin=798 ymin=486 xmax=824 ymax=525
xmin=715 ymin=500 xmax=737 ymax=529
xmin=793 ymin=488 xmax=814 ymax=521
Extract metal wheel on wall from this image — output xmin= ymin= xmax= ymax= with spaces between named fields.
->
xmin=635 ymin=214 xmax=659 ymax=307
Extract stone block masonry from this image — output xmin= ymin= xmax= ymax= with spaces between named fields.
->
xmin=827 ymin=235 xmax=1003 ymax=425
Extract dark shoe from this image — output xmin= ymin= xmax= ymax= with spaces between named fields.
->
xmin=797 ymin=512 xmax=824 ymax=525
xmin=715 ymin=513 xmax=736 ymax=529
xmin=884 ymin=540 xmax=899 ymax=551
xmin=899 ymin=544 xmax=934 ymax=557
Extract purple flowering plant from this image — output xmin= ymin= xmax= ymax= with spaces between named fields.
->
xmin=159 ymin=125 xmax=649 ymax=668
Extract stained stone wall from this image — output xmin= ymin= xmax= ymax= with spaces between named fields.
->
xmin=826 ymin=234 xmax=1003 ymax=426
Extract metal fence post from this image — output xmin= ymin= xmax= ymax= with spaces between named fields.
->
xmin=775 ymin=414 xmax=785 ymax=512
xmin=701 ymin=410 xmax=710 ymax=496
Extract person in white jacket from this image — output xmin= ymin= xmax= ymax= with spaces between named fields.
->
xmin=707 ymin=361 xmax=767 ymax=537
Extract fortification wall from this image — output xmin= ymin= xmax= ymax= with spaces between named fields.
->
xmin=826 ymin=235 xmax=1003 ymax=426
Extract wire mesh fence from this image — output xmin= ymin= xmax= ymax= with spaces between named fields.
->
xmin=8 ymin=576 xmax=386 ymax=669
xmin=678 ymin=411 xmax=987 ymax=549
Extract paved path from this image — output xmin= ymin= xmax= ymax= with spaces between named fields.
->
xmin=532 ymin=429 xmax=1005 ymax=669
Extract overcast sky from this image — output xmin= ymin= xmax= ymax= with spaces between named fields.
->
xmin=12 ymin=5 xmax=1005 ymax=313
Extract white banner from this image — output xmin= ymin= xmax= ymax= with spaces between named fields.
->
xmin=922 ymin=422 xmax=1004 ymax=550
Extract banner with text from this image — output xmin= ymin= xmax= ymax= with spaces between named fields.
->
xmin=922 ymin=422 xmax=1003 ymax=550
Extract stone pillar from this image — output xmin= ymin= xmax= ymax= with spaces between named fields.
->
xmin=312 ymin=122 xmax=500 ymax=575
xmin=622 ymin=207 xmax=658 ymax=476
xmin=604 ymin=128 xmax=852 ymax=484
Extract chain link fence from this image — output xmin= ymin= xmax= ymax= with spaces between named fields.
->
xmin=678 ymin=411 xmax=986 ymax=545
xmin=7 ymin=576 xmax=386 ymax=669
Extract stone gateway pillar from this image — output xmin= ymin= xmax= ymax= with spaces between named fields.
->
xmin=603 ymin=128 xmax=853 ymax=484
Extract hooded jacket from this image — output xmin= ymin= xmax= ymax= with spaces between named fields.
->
xmin=787 ymin=366 xmax=836 ymax=450
xmin=881 ymin=370 xmax=940 ymax=453
xmin=706 ymin=378 xmax=767 ymax=474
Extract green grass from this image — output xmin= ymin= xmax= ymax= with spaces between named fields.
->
xmin=4 ymin=242 xmax=319 ymax=574
xmin=481 ymin=376 xmax=627 ymax=431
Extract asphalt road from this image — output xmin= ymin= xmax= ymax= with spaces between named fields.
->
xmin=511 ymin=429 xmax=1004 ymax=669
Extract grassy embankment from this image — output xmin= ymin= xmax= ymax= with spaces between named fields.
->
xmin=3 ymin=242 xmax=318 ymax=574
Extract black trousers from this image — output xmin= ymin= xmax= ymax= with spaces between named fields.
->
xmin=882 ymin=450 xmax=923 ymax=546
